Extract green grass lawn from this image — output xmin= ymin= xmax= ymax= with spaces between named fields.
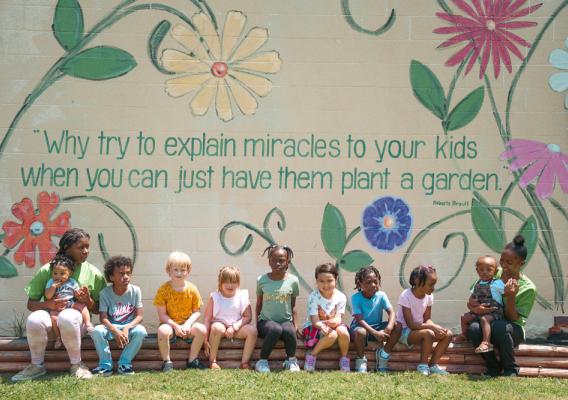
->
xmin=2 ymin=371 xmax=568 ymax=400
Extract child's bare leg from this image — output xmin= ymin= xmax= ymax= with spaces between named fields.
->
xmin=431 ymin=329 xmax=453 ymax=365
xmin=50 ymin=311 xmax=61 ymax=339
xmin=208 ymin=322 xmax=226 ymax=365
xmin=311 ymin=330 xmax=338 ymax=356
xmin=234 ymin=324 xmax=258 ymax=364
xmin=476 ymin=314 xmax=496 ymax=352
xmin=352 ymin=327 xmax=367 ymax=358
xmin=73 ymin=303 xmax=93 ymax=331
xmin=407 ymin=329 xmax=434 ymax=365
xmin=336 ymin=326 xmax=350 ymax=357
xmin=157 ymin=324 xmax=174 ymax=361
xmin=455 ymin=312 xmax=476 ymax=342
xmin=188 ymin=322 xmax=206 ymax=362
xmin=383 ymin=322 xmax=402 ymax=353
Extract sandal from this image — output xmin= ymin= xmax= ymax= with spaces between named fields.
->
xmin=240 ymin=362 xmax=251 ymax=370
xmin=210 ymin=361 xmax=221 ymax=370
xmin=475 ymin=341 xmax=494 ymax=353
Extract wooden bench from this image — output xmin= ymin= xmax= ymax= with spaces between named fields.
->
xmin=1 ymin=336 xmax=567 ymax=378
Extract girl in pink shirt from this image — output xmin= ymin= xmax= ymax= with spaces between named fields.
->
xmin=395 ymin=264 xmax=453 ymax=376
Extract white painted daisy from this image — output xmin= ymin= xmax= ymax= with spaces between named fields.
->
xmin=549 ymin=37 xmax=568 ymax=110
xmin=161 ymin=11 xmax=282 ymax=121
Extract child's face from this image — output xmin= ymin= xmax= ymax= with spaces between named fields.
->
xmin=500 ymin=248 xmax=524 ymax=276
xmin=316 ymin=272 xmax=336 ymax=297
xmin=476 ymin=258 xmax=497 ymax=281
xmin=168 ymin=265 xmax=189 ymax=283
xmin=52 ymin=264 xmax=71 ymax=283
xmin=220 ymin=280 xmax=239 ymax=297
xmin=360 ymin=272 xmax=379 ymax=298
xmin=416 ymin=272 xmax=437 ymax=296
xmin=109 ymin=265 xmax=132 ymax=288
xmin=66 ymin=237 xmax=90 ymax=264
xmin=268 ymin=248 xmax=289 ymax=275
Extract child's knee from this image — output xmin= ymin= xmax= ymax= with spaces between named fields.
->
xmin=244 ymin=324 xmax=258 ymax=337
xmin=326 ymin=330 xmax=339 ymax=340
xmin=210 ymin=322 xmax=226 ymax=336
xmin=353 ymin=327 xmax=366 ymax=339
xmin=157 ymin=324 xmax=173 ymax=339
xmin=191 ymin=322 xmax=206 ymax=337
xmin=422 ymin=330 xmax=435 ymax=342
xmin=131 ymin=325 xmax=147 ymax=338
xmin=91 ymin=325 xmax=106 ymax=338
xmin=336 ymin=326 xmax=350 ymax=338
xmin=394 ymin=322 xmax=402 ymax=333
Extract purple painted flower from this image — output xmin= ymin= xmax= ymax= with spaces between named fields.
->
xmin=362 ymin=196 xmax=412 ymax=252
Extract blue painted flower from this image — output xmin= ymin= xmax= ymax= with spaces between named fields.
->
xmin=362 ymin=196 xmax=412 ymax=252
xmin=549 ymin=37 xmax=568 ymax=110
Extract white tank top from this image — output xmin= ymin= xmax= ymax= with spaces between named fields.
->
xmin=211 ymin=289 xmax=249 ymax=325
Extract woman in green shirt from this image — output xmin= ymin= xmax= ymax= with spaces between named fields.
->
xmin=11 ymin=228 xmax=106 ymax=382
xmin=467 ymin=235 xmax=536 ymax=377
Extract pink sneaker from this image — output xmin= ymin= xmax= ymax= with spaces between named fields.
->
xmin=339 ymin=356 xmax=350 ymax=372
xmin=304 ymin=354 xmax=317 ymax=372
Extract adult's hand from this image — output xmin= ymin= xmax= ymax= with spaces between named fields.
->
xmin=504 ymin=278 xmax=519 ymax=299
xmin=46 ymin=297 xmax=68 ymax=312
xmin=74 ymin=286 xmax=91 ymax=304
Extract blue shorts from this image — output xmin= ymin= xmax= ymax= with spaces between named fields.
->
xmin=399 ymin=327 xmax=414 ymax=349
xmin=349 ymin=321 xmax=388 ymax=345
xmin=170 ymin=335 xmax=193 ymax=345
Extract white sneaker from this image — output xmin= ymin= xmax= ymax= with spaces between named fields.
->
xmin=283 ymin=357 xmax=300 ymax=372
xmin=355 ymin=356 xmax=368 ymax=373
xmin=70 ymin=362 xmax=93 ymax=379
xmin=255 ymin=359 xmax=270 ymax=373
xmin=11 ymin=364 xmax=46 ymax=382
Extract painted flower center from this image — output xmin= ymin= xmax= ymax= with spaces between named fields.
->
xmin=211 ymin=62 xmax=228 ymax=78
xmin=29 ymin=221 xmax=44 ymax=236
xmin=547 ymin=143 xmax=561 ymax=153
xmin=383 ymin=215 xmax=395 ymax=229
xmin=486 ymin=20 xmax=496 ymax=31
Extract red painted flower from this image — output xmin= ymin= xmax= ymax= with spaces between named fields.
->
xmin=2 ymin=192 xmax=71 ymax=267
xmin=434 ymin=0 xmax=542 ymax=78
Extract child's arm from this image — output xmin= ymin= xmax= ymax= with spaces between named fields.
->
xmin=44 ymin=281 xmax=60 ymax=300
xmin=100 ymin=311 xmax=129 ymax=348
xmin=291 ymin=295 xmax=299 ymax=333
xmin=255 ymin=294 xmax=263 ymax=321
xmin=406 ymin=306 xmax=449 ymax=338
xmin=183 ymin=310 xmax=201 ymax=330
xmin=123 ymin=308 xmax=143 ymax=331
xmin=384 ymin=307 xmax=396 ymax=334
xmin=203 ymin=295 xmax=214 ymax=334
xmin=156 ymin=305 xmax=187 ymax=338
xmin=310 ymin=314 xmax=331 ymax=335
xmin=234 ymin=304 xmax=253 ymax=331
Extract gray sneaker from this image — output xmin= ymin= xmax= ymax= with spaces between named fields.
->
xmin=283 ymin=357 xmax=300 ymax=372
xmin=355 ymin=356 xmax=368 ymax=373
xmin=376 ymin=348 xmax=390 ymax=372
xmin=70 ymin=362 xmax=93 ymax=379
xmin=162 ymin=360 xmax=174 ymax=372
xmin=11 ymin=364 xmax=47 ymax=382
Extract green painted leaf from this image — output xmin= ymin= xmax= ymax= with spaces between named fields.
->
xmin=0 ymin=232 xmax=5 ymax=242
xmin=321 ymin=203 xmax=347 ymax=259
xmin=60 ymin=46 xmax=137 ymax=81
xmin=445 ymin=86 xmax=484 ymax=131
xmin=149 ymin=20 xmax=174 ymax=75
xmin=410 ymin=60 xmax=447 ymax=120
xmin=0 ymin=256 xmax=18 ymax=278
xmin=471 ymin=198 xmax=505 ymax=252
xmin=517 ymin=216 xmax=538 ymax=263
xmin=52 ymin=0 xmax=84 ymax=50
xmin=338 ymin=250 xmax=374 ymax=272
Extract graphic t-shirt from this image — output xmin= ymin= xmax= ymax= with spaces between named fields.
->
xmin=304 ymin=288 xmax=346 ymax=328
xmin=256 ymin=273 xmax=300 ymax=323
xmin=45 ymin=277 xmax=80 ymax=307
xmin=99 ymin=284 xmax=143 ymax=325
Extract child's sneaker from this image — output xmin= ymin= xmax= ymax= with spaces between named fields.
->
xmin=339 ymin=356 xmax=350 ymax=372
xmin=161 ymin=360 xmax=174 ymax=372
xmin=255 ymin=359 xmax=270 ymax=373
xmin=11 ymin=364 xmax=47 ymax=382
xmin=118 ymin=365 xmax=135 ymax=375
xmin=283 ymin=357 xmax=300 ymax=372
xmin=92 ymin=366 xmax=113 ymax=377
xmin=304 ymin=354 xmax=317 ymax=372
xmin=186 ymin=358 xmax=207 ymax=369
xmin=376 ymin=348 xmax=390 ymax=372
xmin=417 ymin=363 xmax=430 ymax=376
xmin=355 ymin=356 xmax=367 ymax=373
xmin=429 ymin=364 xmax=449 ymax=375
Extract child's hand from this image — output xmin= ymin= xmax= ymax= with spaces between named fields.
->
xmin=174 ymin=324 xmax=188 ymax=338
xmin=373 ymin=330 xmax=389 ymax=343
xmin=46 ymin=298 xmax=67 ymax=312
xmin=225 ymin=325 xmax=235 ymax=340
xmin=431 ymin=325 xmax=450 ymax=340
xmin=115 ymin=329 xmax=129 ymax=348
xmin=74 ymin=286 xmax=91 ymax=304
xmin=203 ymin=341 xmax=211 ymax=357
xmin=320 ymin=324 xmax=331 ymax=336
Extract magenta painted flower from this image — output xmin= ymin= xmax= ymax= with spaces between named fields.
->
xmin=434 ymin=0 xmax=542 ymax=78
xmin=500 ymin=140 xmax=568 ymax=200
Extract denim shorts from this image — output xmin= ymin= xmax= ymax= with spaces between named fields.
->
xmin=399 ymin=327 xmax=414 ymax=349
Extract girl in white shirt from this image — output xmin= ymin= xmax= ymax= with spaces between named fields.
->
xmin=203 ymin=266 xmax=257 ymax=370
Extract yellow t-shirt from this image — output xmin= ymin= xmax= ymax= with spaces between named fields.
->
xmin=153 ymin=281 xmax=202 ymax=324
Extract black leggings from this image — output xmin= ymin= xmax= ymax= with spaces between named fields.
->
xmin=257 ymin=319 xmax=297 ymax=359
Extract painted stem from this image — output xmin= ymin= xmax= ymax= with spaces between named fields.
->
xmin=341 ymin=0 xmax=396 ymax=35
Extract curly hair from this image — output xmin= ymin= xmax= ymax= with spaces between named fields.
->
xmin=262 ymin=244 xmax=294 ymax=261
xmin=409 ymin=264 xmax=436 ymax=288
xmin=315 ymin=262 xmax=338 ymax=279
xmin=103 ymin=255 xmax=133 ymax=283
xmin=49 ymin=254 xmax=75 ymax=272
xmin=354 ymin=265 xmax=381 ymax=291
xmin=57 ymin=228 xmax=90 ymax=256
xmin=504 ymin=234 xmax=527 ymax=261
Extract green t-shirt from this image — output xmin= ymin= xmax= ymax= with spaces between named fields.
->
xmin=494 ymin=268 xmax=536 ymax=329
xmin=256 ymin=273 xmax=300 ymax=323
xmin=24 ymin=261 xmax=107 ymax=302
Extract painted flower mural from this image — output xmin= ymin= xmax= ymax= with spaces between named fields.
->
xmin=434 ymin=0 xmax=542 ymax=78
xmin=500 ymin=140 xmax=568 ymax=200
xmin=2 ymin=192 xmax=71 ymax=267
xmin=549 ymin=37 xmax=568 ymax=109
xmin=161 ymin=11 xmax=282 ymax=121
xmin=362 ymin=196 xmax=412 ymax=252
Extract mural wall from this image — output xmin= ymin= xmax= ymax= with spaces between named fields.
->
xmin=1 ymin=0 xmax=566 ymax=336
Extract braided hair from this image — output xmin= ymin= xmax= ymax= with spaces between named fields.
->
xmin=354 ymin=265 xmax=381 ymax=291
xmin=504 ymin=235 xmax=527 ymax=261
xmin=409 ymin=264 xmax=436 ymax=288
xmin=57 ymin=228 xmax=90 ymax=256
xmin=262 ymin=244 xmax=294 ymax=261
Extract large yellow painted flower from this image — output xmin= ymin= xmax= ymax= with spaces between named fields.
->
xmin=161 ymin=11 xmax=282 ymax=122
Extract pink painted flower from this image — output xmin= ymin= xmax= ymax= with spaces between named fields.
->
xmin=434 ymin=0 xmax=542 ymax=78
xmin=500 ymin=139 xmax=568 ymax=200
xmin=2 ymin=192 xmax=71 ymax=267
